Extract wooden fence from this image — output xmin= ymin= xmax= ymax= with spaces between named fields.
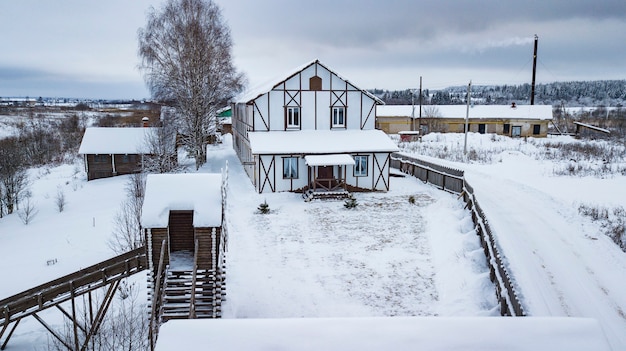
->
xmin=390 ymin=152 xmax=525 ymax=316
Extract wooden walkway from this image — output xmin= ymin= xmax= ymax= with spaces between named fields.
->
xmin=0 ymin=247 xmax=147 ymax=350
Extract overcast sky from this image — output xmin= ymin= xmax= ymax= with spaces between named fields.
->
xmin=1 ymin=0 xmax=625 ymax=100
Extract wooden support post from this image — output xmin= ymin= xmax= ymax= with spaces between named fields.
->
xmin=70 ymin=281 xmax=80 ymax=351
xmin=1 ymin=319 xmax=20 ymax=351
xmin=33 ymin=313 xmax=74 ymax=350
xmin=81 ymin=280 xmax=120 ymax=351
xmin=56 ymin=305 xmax=87 ymax=334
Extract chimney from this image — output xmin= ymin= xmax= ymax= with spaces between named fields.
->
xmin=511 ymin=102 xmax=517 ymax=109
xmin=142 ymin=117 xmax=149 ymax=127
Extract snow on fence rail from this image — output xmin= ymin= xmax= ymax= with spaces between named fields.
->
xmin=390 ymin=152 xmax=524 ymax=316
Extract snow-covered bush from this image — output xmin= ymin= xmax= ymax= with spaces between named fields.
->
xmin=257 ymin=200 xmax=270 ymax=214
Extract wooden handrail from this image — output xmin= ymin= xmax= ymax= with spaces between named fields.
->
xmin=149 ymin=240 xmax=167 ymax=351
xmin=1 ymin=247 xmax=146 ymax=328
xmin=189 ymin=239 xmax=199 ymax=319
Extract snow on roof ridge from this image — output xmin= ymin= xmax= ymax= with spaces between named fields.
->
xmin=235 ymin=59 xmax=382 ymax=104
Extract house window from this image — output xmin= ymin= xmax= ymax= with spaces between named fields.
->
xmin=533 ymin=124 xmax=541 ymax=135
xmin=503 ymin=124 xmax=510 ymax=134
xmin=286 ymin=106 xmax=300 ymax=129
xmin=94 ymin=154 xmax=108 ymax=163
xmin=121 ymin=155 xmax=135 ymax=163
xmin=283 ymin=157 xmax=298 ymax=179
xmin=332 ymin=106 xmax=345 ymax=128
xmin=478 ymin=123 xmax=486 ymax=134
xmin=354 ymin=155 xmax=368 ymax=177
xmin=511 ymin=126 xmax=522 ymax=137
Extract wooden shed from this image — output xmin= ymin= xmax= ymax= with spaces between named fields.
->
xmin=141 ymin=171 xmax=228 ymax=321
xmin=141 ymin=173 xmax=227 ymax=274
xmin=78 ymin=127 xmax=157 ymax=180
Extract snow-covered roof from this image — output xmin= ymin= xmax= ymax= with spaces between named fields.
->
xmin=248 ymin=129 xmax=399 ymax=155
xmin=78 ymin=127 xmax=157 ymax=154
xmin=305 ymin=154 xmax=356 ymax=166
xmin=377 ymin=104 xmax=553 ymax=120
xmin=141 ymin=174 xmax=223 ymax=228
xmin=235 ymin=59 xmax=383 ymax=104
xmin=155 ymin=317 xmax=610 ymax=351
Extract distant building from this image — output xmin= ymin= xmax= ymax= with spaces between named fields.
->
xmin=78 ymin=127 xmax=157 ymax=180
xmin=377 ymin=103 xmax=553 ymax=137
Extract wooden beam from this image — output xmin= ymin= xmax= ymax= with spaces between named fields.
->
xmin=0 ymin=319 xmax=19 ymax=350
xmin=81 ymin=280 xmax=120 ymax=351
xmin=32 ymin=313 xmax=74 ymax=350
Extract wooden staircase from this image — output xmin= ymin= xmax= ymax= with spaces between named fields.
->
xmin=160 ymin=269 xmax=224 ymax=321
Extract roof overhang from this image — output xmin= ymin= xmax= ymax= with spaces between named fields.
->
xmin=305 ymin=154 xmax=356 ymax=166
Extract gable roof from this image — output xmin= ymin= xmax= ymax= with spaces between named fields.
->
xmin=248 ymin=129 xmax=398 ymax=155
xmin=78 ymin=127 xmax=158 ymax=154
xmin=235 ymin=59 xmax=383 ymax=105
xmin=377 ymin=104 xmax=553 ymax=120
xmin=141 ymin=173 xmax=223 ymax=228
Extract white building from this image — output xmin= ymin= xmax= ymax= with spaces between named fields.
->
xmin=231 ymin=59 xmax=398 ymax=194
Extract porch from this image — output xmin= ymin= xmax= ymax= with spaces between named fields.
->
xmin=303 ymin=154 xmax=354 ymax=201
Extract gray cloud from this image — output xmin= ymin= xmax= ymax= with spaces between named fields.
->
xmin=1 ymin=0 xmax=625 ymax=98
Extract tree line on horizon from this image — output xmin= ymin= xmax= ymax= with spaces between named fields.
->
xmin=371 ymin=80 xmax=626 ymax=107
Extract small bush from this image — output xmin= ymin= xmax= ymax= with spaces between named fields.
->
xmin=408 ymin=195 xmax=416 ymax=204
xmin=344 ymin=195 xmax=358 ymax=209
xmin=257 ymin=200 xmax=270 ymax=214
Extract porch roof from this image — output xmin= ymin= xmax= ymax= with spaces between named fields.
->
xmin=305 ymin=154 xmax=356 ymax=166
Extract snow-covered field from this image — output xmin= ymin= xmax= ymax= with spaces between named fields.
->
xmin=1 ymin=132 xmax=625 ymax=350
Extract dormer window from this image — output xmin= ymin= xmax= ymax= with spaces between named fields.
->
xmin=286 ymin=106 xmax=300 ymax=129
xmin=331 ymin=106 xmax=345 ymax=128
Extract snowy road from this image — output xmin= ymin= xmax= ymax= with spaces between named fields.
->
xmin=465 ymin=165 xmax=626 ymax=350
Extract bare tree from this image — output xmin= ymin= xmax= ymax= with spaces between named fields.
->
xmin=55 ymin=186 xmax=66 ymax=212
xmin=109 ymin=173 xmax=146 ymax=254
xmin=18 ymin=195 xmax=38 ymax=225
xmin=0 ymin=137 xmax=29 ymax=216
xmin=138 ymin=0 xmax=245 ymax=170
xmin=142 ymin=114 xmax=185 ymax=174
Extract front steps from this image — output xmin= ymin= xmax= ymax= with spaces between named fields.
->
xmin=160 ymin=269 xmax=224 ymax=321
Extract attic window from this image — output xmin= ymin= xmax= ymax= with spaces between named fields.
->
xmin=310 ymin=76 xmax=322 ymax=91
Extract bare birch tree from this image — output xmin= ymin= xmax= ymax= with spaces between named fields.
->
xmin=138 ymin=0 xmax=245 ymax=170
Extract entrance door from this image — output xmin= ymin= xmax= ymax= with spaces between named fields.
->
xmin=317 ymin=166 xmax=333 ymax=190
xmin=168 ymin=210 xmax=194 ymax=253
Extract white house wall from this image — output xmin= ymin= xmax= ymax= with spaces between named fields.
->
xmin=249 ymin=63 xmax=377 ymax=133
xmin=254 ymin=152 xmax=391 ymax=193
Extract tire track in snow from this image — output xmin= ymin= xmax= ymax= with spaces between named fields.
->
xmin=465 ymin=169 xmax=626 ymax=350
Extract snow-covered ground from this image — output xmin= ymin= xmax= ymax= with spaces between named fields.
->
xmin=1 ymin=132 xmax=624 ymax=349
xmin=397 ymin=133 xmax=626 ymax=350
xmin=0 ymin=135 xmax=495 ymax=349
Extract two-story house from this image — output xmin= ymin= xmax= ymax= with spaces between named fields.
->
xmin=231 ymin=59 xmax=398 ymax=195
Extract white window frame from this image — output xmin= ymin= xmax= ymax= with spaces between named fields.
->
xmin=283 ymin=157 xmax=299 ymax=179
xmin=354 ymin=155 xmax=368 ymax=177
xmin=286 ymin=106 xmax=300 ymax=129
xmin=331 ymin=106 xmax=345 ymax=128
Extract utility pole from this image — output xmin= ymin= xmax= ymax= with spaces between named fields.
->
xmin=411 ymin=88 xmax=415 ymax=131
xmin=531 ymin=34 xmax=538 ymax=105
xmin=419 ymin=76 xmax=423 ymax=137
xmin=464 ymin=81 xmax=471 ymax=154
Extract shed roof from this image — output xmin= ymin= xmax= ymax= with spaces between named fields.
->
xmin=377 ymin=104 xmax=553 ymax=120
xmin=305 ymin=154 xmax=356 ymax=166
xmin=141 ymin=174 xmax=223 ymax=228
xmin=248 ymin=129 xmax=399 ymax=155
xmin=78 ymin=127 xmax=158 ymax=154
xmin=235 ymin=59 xmax=383 ymax=105
xmin=154 ymin=317 xmax=610 ymax=351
